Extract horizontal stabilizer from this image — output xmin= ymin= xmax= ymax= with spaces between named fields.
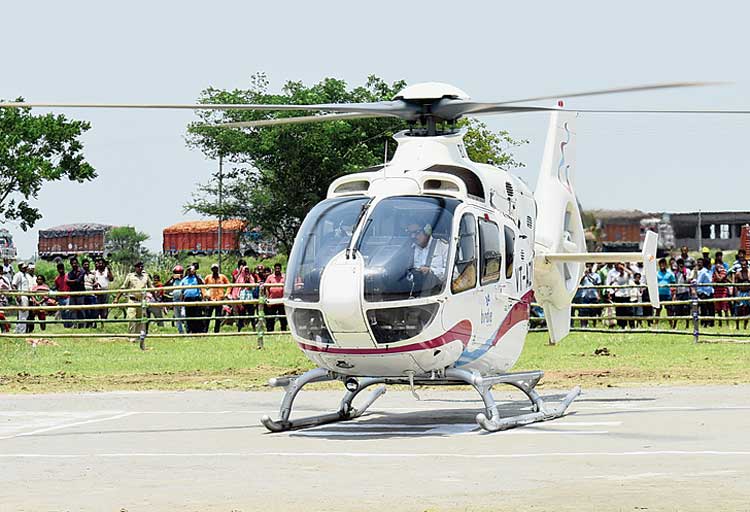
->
xmin=543 ymin=230 xmax=660 ymax=308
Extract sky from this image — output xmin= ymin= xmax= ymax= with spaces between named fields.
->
xmin=2 ymin=0 xmax=750 ymax=258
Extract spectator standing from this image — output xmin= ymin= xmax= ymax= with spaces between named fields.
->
xmin=629 ymin=272 xmax=645 ymax=327
xmin=2 ymin=258 xmax=13 ymax=275
xmin=12 ymin=263 xmax=32 ymax=334
xmin=732 ymin=258 xmax=750 ymax=330
xmin=82 ymin=259 xmax=97 ymax=326
xmin=232 ymin=265 xmax=257 ymax=331
xmin=656 ymin=258 xmax=676 ymax=329
xmin=607 ymin=262 xmax=633 ymax=328
xmin=204 ymin=263 xmax=230 ymax=333
xmin=0 ymin=267 xmax=10 ymax=332
xmin=53 ymin=262 xmax=72 ymax=328
xmin=712 ymin=262 xmax=730 ymax=327
xmin=115 ymin=261 xmax=154 ymax=340
xmin=673 ymin=258 xmax=692 ymax=329
xmin=180 ymin=265 xmax=205 ymax=334
xmin=166 ymin=265 xmax=185 ymax=334
xmin=30 ymin=275 xmax=55 ymax=331
xmin=694 ymin=258 xmax=715 ymax=327
xmin=147 ymin=274 xmax=165 ymax=327
xmin=680 ymin=246 xmax=696 ymax=270
xmin=94 ymin=258 xmax=113 ymax=321
xmin=65 ymin=257 xmax=86 ymax=328
xmin=232 ymin=259 xmax=247 ymax=282
xmin=575 ymin=263 xmax=600 ymax=327
xmin=730 ymin=249 xmax=747 ymax=275
xmin=264 ymin=263 xmax=287 ymax=332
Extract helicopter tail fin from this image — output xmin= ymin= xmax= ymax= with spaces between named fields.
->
xmin=533 ymin=110 xmax=586 ymax=344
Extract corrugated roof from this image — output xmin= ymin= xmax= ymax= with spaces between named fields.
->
xmin=163 ymin=219 xmax=246 ymax=234
xmin=586 ymin=209 xmax=652 ymax=221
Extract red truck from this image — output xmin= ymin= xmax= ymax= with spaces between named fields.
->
xmin=38 ymin=223 xmax=112 ymax=261
xmin=162 ymin=220 xmax=246 ymax=255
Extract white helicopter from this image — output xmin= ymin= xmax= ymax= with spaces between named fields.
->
xmin=4 ymin=81 xmax=726 ymax=432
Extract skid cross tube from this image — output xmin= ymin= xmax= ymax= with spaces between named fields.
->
xmin=260 ymin=368 xmax=386 ymax=432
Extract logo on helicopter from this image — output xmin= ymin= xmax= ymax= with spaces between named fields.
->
xmin=480 ymin=293 xmax=493 ymax=325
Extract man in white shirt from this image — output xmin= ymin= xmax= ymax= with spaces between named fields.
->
xmin=408 ymin=223 xmax=449 ymax=296
xmin=94 ymin=258 xmax=114 ymax=321
xmin=12 ymin=262 xmax=32 ymax=333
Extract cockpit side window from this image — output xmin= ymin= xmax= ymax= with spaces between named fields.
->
xmin=451 ymin=213 xmax=477 ymax=294
xmin=504 ymin=225 xmax=516 ymax=279
xmin=479 ymin=218 xmax=502 ymax=285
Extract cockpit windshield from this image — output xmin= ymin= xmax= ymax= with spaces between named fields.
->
xmin=357 ymin=196 xmax=459 ymax=302
xmin=286 ymin=196 xmax=370 ymax=302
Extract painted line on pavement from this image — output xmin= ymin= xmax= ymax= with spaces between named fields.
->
xmin=0 ymin=450 xmax=749 ymax=459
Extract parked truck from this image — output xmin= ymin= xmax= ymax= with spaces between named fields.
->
xmin=163 ymin=220 xmax=276 ymax=257
xmin=0 ymin=228 xmax=17 ymax=260
xmin=38 ymin=223 xmax=113 ymax=261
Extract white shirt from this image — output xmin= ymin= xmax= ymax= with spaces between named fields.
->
xmin=413 ymin=237 xmax=449 ymax=279
xmin=94 ymin=269 xmax=111 ymax=290
xmin=12 ymin=271 xmax=31 ymax=291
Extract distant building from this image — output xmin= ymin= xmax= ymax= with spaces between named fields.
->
xmin=671 ymin=211 xmax=750 ymax=251
xmin=587 ymin=209 xmax=750 ymax=253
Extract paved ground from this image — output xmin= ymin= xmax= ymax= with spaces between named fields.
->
xmin=1 ymin=384 xmax=749 ymax=511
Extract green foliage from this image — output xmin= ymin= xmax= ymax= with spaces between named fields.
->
xmin=458 ymin=118 xmax=528 ymax=167
xmin=0 ymin=100 xmax=96 ymax=229
xmin=185 ymin=74 xmax=527 ymax=253
xmin=106 ymin=226 xmax=149 ymax=268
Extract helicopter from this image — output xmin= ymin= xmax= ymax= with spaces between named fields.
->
xmin=3 ymin=80 xmax=732 ymax=432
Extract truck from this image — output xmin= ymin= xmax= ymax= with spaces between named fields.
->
xmin=38 ymin=223 xmax=113 ymax=261
xmin=0 ymin=228 xmax=17 ymax=260
xmin=162 ymin=220 xmax=277 ymax=257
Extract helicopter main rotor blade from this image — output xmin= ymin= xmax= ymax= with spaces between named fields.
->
xmin=433 ymin=81 xmax=726 ymax=119
xmin=0 ymin=100 xmax=423 ymax=119
xmin=208 ymin=112 xmax=391 ymax=129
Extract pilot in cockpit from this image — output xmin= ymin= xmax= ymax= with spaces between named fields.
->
xmin=406 ymin=223 xmax=450 ymax=294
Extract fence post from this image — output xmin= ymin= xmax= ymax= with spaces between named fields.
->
xmin=691 ymin=282 xmax=700 ymax=344
xmin=256 ymin=295 xmax=266 ymax=350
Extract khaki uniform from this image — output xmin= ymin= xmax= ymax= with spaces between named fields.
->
xmin=121 ymin=272 xmax=154 ymax=335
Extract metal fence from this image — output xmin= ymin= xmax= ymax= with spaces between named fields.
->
xmin=0 ymin=282 xmax=287 ymax=350
xmin=1 ymin=282 xmax=748 ymax=349
xmin=532 ymin=282 xmax=750 ymax=343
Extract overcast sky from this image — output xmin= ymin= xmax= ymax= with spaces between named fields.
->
xmin=2 ymin=0 xmax=749 ymax=258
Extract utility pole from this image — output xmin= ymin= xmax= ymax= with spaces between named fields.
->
xmin=218 ymin=153 xmax=223 ymax=273
xmin=697 ymin=209 xmax=702 ymax=252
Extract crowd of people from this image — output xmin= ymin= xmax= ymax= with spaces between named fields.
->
xmin=0 ymin=257 xmax=288 ymax=337
xmin=573 ymin=246 xmax=750 ymax=330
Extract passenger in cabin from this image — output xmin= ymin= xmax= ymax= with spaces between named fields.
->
xmin=407 ymin=223 xmax=449 ymax=297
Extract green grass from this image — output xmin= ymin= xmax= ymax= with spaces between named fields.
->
xmin=1 ymin=322 xmax=748 ymax=393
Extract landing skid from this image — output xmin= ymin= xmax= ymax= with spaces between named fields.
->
xmin=260 ymin=367 xmax=580 ymax=433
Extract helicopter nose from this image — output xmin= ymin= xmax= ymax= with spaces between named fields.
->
xmin=318 ymin=251 xmax=376 ymax=348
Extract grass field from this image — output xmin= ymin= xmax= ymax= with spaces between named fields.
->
xmin=1 ymin=324 xmax=748 ymax=393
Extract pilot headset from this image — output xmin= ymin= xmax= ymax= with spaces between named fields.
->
xmin=423 ymin=224 xmax=432 ymax=236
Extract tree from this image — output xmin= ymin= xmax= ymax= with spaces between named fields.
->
xmin=106 ymin=226 xmax=149 ymax=267
xmin=0 ymin=100 xmax=96 ymax=229
xmin=185 ymin=74 xmax=527 ymax=253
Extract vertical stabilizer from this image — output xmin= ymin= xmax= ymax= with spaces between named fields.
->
xmin=533 ymin=111 xmax=586 ymax=344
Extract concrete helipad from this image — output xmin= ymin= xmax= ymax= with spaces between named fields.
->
xmin=1 ymin=385 xmax=749 ymax=511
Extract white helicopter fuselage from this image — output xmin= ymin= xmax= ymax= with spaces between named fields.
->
xmin=284 ymin=128 xmax=540 ymax=377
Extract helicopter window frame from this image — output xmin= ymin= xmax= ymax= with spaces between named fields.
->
xmin=504 ymin=224 xmax=516 ymax=280
xmin=478 ymin=218 xmax=502 ymax=285
xmin=451 ymin=212 xmax=477 ymax=295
